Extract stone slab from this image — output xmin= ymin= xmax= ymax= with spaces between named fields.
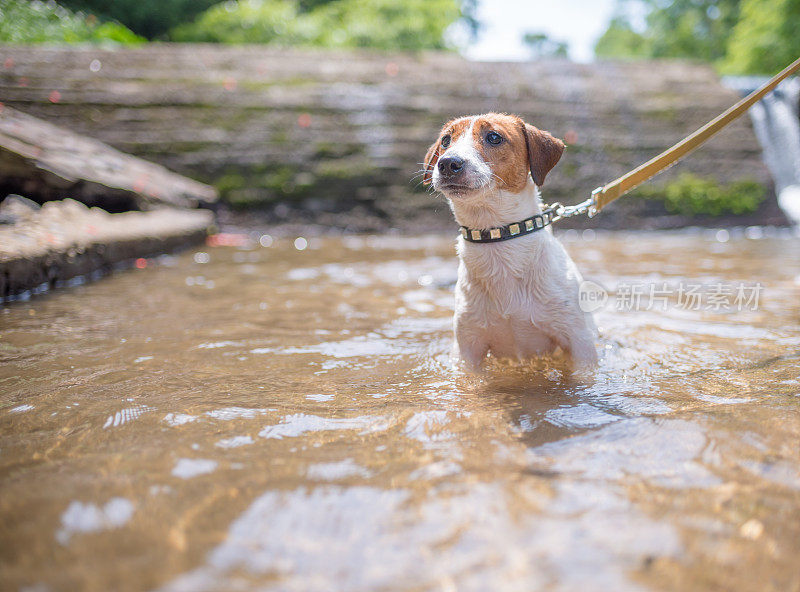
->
xmin=0 ymin=104 xmax=217 ymax=211
xmin=0 ymin=198 xmax=214 ymax=300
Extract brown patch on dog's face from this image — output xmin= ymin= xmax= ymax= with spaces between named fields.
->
xmin=423 ymin=117 xmax=472 ymax=185
xmin=423 ymin=113 xmax=564 ymax=191
xmin=472 ymin=113 xmax=565 ymax=190
xmin=470 ymin=114 xmax=531 ymax=193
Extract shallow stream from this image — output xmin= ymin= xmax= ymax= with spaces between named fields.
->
xmin=2 ymin=228 xmax=799 ymax=591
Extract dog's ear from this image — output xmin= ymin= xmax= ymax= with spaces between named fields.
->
xmin=522 ymin=123 xmax=565 ymax=187
xmin=423 ymin=137 xmax=442 ymax=186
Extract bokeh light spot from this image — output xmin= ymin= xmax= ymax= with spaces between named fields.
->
xmin=564 ymin=130 xmax=578 ymax=144
xmin=207 ymin=233 xmax=249 ymax=247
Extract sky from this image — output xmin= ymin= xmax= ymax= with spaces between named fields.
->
xmin=461 ymin=0 xmax=619 ymax=63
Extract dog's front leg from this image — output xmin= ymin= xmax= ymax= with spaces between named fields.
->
xmin=452 ymin=339 xmax=489 ymax=371
xmin=566 ymin=329 xmax=599 ymax=373
xmin=453 ymin=322 xmax=489 ymax=371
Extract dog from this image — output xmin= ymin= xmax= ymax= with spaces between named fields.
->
xmin=423 ymin=113 xmax=598 ymax=371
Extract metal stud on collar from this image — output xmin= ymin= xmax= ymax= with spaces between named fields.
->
xmin=458 ymin=206 xmax=560 ymax=244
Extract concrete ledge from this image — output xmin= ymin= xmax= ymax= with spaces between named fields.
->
xmin=0 ymin=198 xmax=214 ymax=300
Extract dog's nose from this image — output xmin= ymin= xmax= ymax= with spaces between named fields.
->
xmin=438 ymin=156 xmax=464 ymax=176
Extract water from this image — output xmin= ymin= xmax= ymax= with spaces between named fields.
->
xmin=726 ymin=76 xmax=800 ymax=224
xmin=2 ymin=229 xmax=799 ymax=592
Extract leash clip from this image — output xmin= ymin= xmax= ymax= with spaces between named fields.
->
xmin=551 ymin=187 xmax=601 ymax=221
xmin=588 ymin=186 xmax=602 ymax=218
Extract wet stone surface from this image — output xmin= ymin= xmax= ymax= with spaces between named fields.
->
xmin=1 ymin=229 xmax=799 ymax=591
xmin=0 ymin=198 xmax=213 ymax=300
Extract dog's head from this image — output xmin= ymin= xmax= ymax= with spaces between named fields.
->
xmin=423 ymin=113 xmax=564 ymax=199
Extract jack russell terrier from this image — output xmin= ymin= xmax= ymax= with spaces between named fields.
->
xmin=423 ymin=113 xmax=598 ymax=371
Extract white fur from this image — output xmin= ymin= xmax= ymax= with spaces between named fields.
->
xmin=433 ymin=138 xmax=598 ymax=372
xmin=432 ymin=118 xmax=493 ymax=193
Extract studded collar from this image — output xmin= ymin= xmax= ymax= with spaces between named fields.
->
xmin=458 ymin=206 xmax=558 ymax=244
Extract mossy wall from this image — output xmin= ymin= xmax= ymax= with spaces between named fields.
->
xmin=0 ymin=45 xmax=775 ymax=225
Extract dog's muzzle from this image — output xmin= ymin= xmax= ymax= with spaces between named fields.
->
xmin=437 ymin=156 xmax=465 ymax=178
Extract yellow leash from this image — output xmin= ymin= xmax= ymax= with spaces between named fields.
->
xmin=555 ymin=56 xmax=800 ymax=220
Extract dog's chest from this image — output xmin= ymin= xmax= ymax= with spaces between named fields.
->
xmin=461 ymin=240 xmax=533 ymax=281
xmin=459 ymin=242 xmax=546 ymax=318
xmin=462 ymin=240 xmax=539 ymax=292
xmin=462 ymin=276 xmax=554 ymax=357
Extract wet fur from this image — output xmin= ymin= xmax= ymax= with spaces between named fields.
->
xmin=424 ymin=113 xmax=598 ymax=371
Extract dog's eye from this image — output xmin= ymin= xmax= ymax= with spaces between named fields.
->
xmin=441 ymin=134 xmax=451 ymax=148
xmin=486 ymin=131 xmax=503 ymax=145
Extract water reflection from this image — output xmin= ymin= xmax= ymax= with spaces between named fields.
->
xmin=1 ymin=229 xmax=799 ymax=591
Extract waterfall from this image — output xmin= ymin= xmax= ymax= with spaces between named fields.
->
xmin=725 ymin=76 xmax=800 ymax=224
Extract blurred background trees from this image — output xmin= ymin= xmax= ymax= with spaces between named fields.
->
xmin=57 ymin=0 xmax=220 ymax=39
xmin=0 ymin=0 xmax=143 ymax=44
xmin=722 ymin=0 xmax=800 ymax=74
xmin=170 ymin=0 xmax=464 ymax=50
xmin=594 ymin=0 xmax=800 ymax=74
xmin=11 ymin=0 xmax=475 ymax=51
xmin=0 ymin=0 xmax=797 ymax=74
xmin=521 ymin=32 xmax=569 ymax=59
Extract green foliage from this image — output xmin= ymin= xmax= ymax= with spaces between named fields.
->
xmin=522 ymin=32 xmax=568 ymax=58
xmin=57 ymin=0 xmax=220 ymax=39
xmin=0 ymin=0 xmax=144 ymax=45
xmin=595 ymin=0 xmax=800 ymax=74
xmin=171 ymin=0 xmax=305 ymax=45
xmin=171 ymin=0 xmax=462 ymax=50
xmin=721 ymin=0 xmax=800 ymax=74
xmin=56 ymin=0 xmax=479 ymax=44
xmin=88 ymin=21 xmax=145 ymax=45
xmin=594 ymin=17 xmax=651 ymax=59
xmin=595 ymin=0 xmax=799 ymax=74
xmin=635 ymin=173 xmax=766 ymax=216
xmin=313 ymin=0 xmax=460 ymax=50
xmin=596 ymin=0 xmax=740 ymax=62
xmin=646 ymin=0 xmax=740 ymax=62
